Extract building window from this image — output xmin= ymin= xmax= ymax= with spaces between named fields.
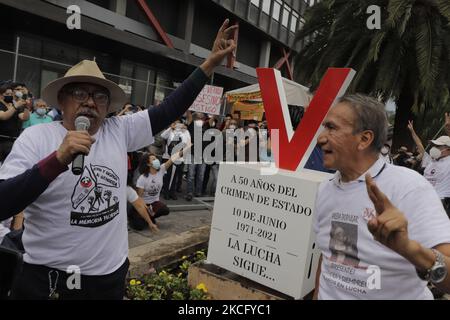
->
xmin=251 ymin=0 xmax=260 ymax=7
xmin=290 ymin=11 xmax=299 ymax=32
xmin=272 ymin=0 xmax=282 ymax=21
xmin=282 ymin=5 xmax=291 ymax=27
xmin=262 ymin=0 xmax=271 ymax=14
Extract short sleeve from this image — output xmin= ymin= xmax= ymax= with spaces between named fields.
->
xmin=397 ymin=178 xmax=450 ymax=248
xmin=120 ymin=111 xmax=154 ymax=152
xmin=126 ymin=186 xmax=139 ymax=203
xmin=136 ymin=175 xmax=146 ymax=189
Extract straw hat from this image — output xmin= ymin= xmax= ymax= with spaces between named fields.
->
xmin=42 ymin=60 xmax=126 ymax=113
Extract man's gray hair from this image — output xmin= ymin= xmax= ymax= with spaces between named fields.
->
xmin=33 ymin=98 xmax=47 ymax=108
xmin=338 ymin=94 xmax=388 ymax=151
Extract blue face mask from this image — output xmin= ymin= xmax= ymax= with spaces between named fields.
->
xmin=35 ymin=108 xmax=47 ymax=116
xmin=150 ymin=159 xmax=161 ymax=170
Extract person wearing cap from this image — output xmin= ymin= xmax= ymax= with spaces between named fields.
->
xmin=313 ymin=94 xmax=450 ymax=300
xmin=408 ymin=120 xmax=450 ymax=215
xmin=0 ymin=19 xmax=237 ymax=300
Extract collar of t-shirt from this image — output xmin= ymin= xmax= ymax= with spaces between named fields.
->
xmin=332 ymin=157 xmax=386 ymax=189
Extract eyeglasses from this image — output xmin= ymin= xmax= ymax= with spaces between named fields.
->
xmin=67 ymin=88 xmax=110 ymax=107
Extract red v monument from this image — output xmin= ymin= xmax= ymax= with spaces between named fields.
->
xmin=206 ymin=68 xmax=356 ymax=299
xmin=257 ymin=67 xmax=356 ymax=172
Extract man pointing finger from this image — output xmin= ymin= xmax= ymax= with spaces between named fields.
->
xmin=313 ymin=94 xmax=450 ymax=300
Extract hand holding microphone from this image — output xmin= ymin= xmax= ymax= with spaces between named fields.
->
xmin=56 ymin=116 xmax=95 ymax=174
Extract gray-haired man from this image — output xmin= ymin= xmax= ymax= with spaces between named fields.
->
xmin=313 ymin=94 xmax=450 ymax=299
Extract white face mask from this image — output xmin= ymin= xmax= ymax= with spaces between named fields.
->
xmin=125 ymin=111 xmax=133 ymax=116
xmin=229 ymin=125 xmax=236 ymax=130
xmin=381 ymin=147 xmax=389 ymax=155
xmin=430 ymin=147 xmax=442 ymax=160
xmin=15 ymin=91 xmax=23 ymax=99
xmin=195 ymin=120 xmax=203 ymax=127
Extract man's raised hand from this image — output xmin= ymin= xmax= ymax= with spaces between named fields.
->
xmin=365 ymin=174 xmax=410 ymax=256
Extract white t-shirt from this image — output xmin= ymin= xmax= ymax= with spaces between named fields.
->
xmin=136 ymin=165 xmax=167 ymax=204
xmin=314 ymin=157 xmax=450 ymax=300
xmin=161 ymin=128 xmax=190 ymax=164
xmin=0 ymin=111 xmax=153 ymax=275
xmin=126 ymin=186 xmax=139 ymax=204
xmin=421 ymin=152 xmax=450 ymax=198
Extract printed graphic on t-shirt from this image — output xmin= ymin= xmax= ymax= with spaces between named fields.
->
xmin=70 ymin=164 xmax=121 ymax=228
xmin=145 ymin=178 xmax=161 ymax=198
xmin=321 ymin=212 xmax=376 ymax=297
xmin=329 ymin=220 xmax=360 ymax=267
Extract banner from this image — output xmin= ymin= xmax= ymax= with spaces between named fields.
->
xmin=227 ymin=91 xmax=262 ymax=103
xmin=231 ymin=101 xmax=265 ymax=121
xmin=189 ymin=85 xmax=223 ymax=115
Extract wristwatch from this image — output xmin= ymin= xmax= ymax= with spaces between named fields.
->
xmin=416 ymin=249 xmax=448 ymax=284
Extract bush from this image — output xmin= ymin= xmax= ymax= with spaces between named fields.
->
xmin=127 ymin=249 xmax=209 ymax=300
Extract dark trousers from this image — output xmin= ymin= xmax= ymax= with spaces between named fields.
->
xmin=162 ymin=164 xmax=183 ymax=196
xmin=128 ymin=201 xmax=170 ymax=231
xmin=10 ymin=258 xmax=129 ymax=300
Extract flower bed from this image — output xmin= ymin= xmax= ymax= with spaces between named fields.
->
xmin=126 ymin=250 xmax=209 ymax=300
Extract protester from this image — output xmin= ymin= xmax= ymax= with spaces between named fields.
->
xmin=380 ymin=143 xmax=392 ymax=164
xmin=0 ymin=19 xmax=237 ymax=300
xmin=136 ymin=153 xmax=171 ymax=224
xmin=22 ymin=99 xmax=52 ymax=129
xmin=126 ymin=173 xmax=158 ymax=232
xmin=160 ymin=120 xmax=190 ymax=200
xmin=0 ymin=85 xmax=29 ymax=162
xmin=314 ymin=94 xmax=450 ymax=300
xmin=117 ymin=103 xmax=140 ymax=117
xmin=185 ymin=111 xmax=208 ymax=200
xmin=407 ymin=120 xmax=450 ymax=215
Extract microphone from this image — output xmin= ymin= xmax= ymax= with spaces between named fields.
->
xmin=72 ymin=116 xmax=91 ymax=175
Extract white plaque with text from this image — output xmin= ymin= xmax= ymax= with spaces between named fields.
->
xmin=207 ymin=163 xmax=331 ymax=299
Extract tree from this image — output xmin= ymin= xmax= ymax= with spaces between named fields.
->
xmin=294 ymin=0 xmax=450 ymax=148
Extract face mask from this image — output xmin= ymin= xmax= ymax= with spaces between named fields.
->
xmin=3 ymin=96 xmax=13 ymax=104
xmin=430 ymin=147 xmax=442 ymax=160
xmin=15 ymin=91 xmax=23 ymax=99
xmin=125 ymin=111 xmax=133 ymax=116
xmin=229 ymin=125 xmax=236 ymax=130
xmin=35 ymin=108 xmax=47 ymax=116
xmin=195 ymin=120 xmax=203 ymax=127
xmin=381 ymin=147 xmax=389 ymax=155
xmin=22 ymin=94 xmax=28 ymax=100
xmin=175 ymin=123 xmax=183 ymax=131
xmin=211 ymin=122 xmax=216 ymax=127
xmin=151 ymin=159 xmax=161 ymax=170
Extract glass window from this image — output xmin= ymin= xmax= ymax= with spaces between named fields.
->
xmin=273 ymin=0 xmax=281 ymax=21
xmin=251 ymin=0 xmax=260 ymax=7
xmin=262 ymin=0 xmax=271 ymax=14
xmin=282 ymin=6 xmax=291 ymax=27
xmin=290 ymin=12 xmax=299 ymax=32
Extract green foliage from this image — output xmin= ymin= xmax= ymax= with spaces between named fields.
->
xmin=294 ymin=0 xmax=450 ymax=140
xmin=126 ymin=249 xmax=209 ymax=300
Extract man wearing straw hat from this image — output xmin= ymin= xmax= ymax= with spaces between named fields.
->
xmin=0 ymin=20 xmax=237 ymax=300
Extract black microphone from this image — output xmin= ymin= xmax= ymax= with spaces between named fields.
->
xmin=72 ymin=116 xmax=91 ymax=175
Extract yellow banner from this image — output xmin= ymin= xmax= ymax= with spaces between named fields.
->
xmin=232 ymin=101 xmax=265 ymax=121
xmin=227 ymin=91 xmax=262 ymax=103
